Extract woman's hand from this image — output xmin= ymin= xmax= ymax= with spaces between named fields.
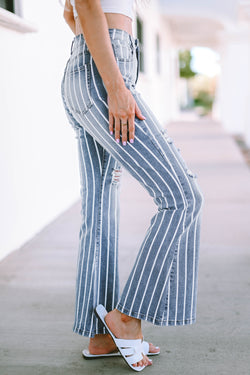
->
xmin=108 ymin=85 xmax=145 ymax=145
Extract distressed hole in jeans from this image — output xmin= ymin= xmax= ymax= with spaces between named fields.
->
xmin=111 ymin=167 xmax=122 ymax=185
xmin=161 ymin=129 xmax=173 ymax=145
xmin=186 ymin=169 xmax=197 ymax=178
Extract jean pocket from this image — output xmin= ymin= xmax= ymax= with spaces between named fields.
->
xmin=111 ymin=39 xmax=133 ymax=62
xmin=65 ymin=64 xmax=93 ymax=115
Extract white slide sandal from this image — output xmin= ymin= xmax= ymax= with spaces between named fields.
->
xmin=82 ymin=340 xmax=160 ymax=359
xmin=94 ymin=304 xmax=146 ymax=372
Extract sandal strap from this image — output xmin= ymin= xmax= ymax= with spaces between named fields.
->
xmin=142 ymin=341 xmax=149 ymax=354
xmin=115 ymin=338 xmax=142 ymax=347
xmin=114 ymin=338 xmax=144 ymax=365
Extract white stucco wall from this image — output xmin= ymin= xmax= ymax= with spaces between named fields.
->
xmin=217 ymin=31 xmax=250 ymax=135
xmin=0 ymin=1 xmax=80 ymax=261
xmin=135 ymin=0 xmax=178 ymax=124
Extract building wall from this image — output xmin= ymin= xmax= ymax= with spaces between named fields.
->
xmin=0 ymin=0 xmax=80 ymax=261
xmin=217 ymin=32 xmax=250 ymax=135
xmin=135 ymin=0 xmax=179 ymax=124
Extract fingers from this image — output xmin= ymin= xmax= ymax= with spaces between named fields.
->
xmin=111 ymin=114 xmax=137 ymax=145
xmin=128 ymin=114 xmax=135 ymax=143
xmin=114 ymin=116 xmax=120 ymax=143
xmin=108 ymin=94 xmax=145 ymax=146
xmin=135 ymin=102 xmax=146 ymax=121
xmin=112 ymin=115 xmax=131 ymax=145
xmin=109 ymin=111 xmax=114 ymax=135
xmin=121 ymin=119 xmax=128 ymax=145
xmin=121 ymin=116 xmax=135 ymax=145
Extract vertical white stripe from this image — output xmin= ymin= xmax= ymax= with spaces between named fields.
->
xmin=104 ymin=157 xmax=113 ymax=306
xmin=112 ymin=161 xmax=120 ymax=308
xmin=74 ymin=132 xmax=92 ymax=327
xmin=118 ymin=213 xmax=159 ymax=307
xmin=94 ymin=148 xmax=105 ymax=333
xmin=174 ymin=241 xmax=180 ymax=324
xmin=135 ymin=210 xmax=173 ymax=313
xmin=183 ymin=231 xmax=188 ymax=324
xmin=78 ymin=132 xmax=97 ymax=332
xmin=190 ymin=216 xmax=198 ymax=320
xmin=153 ymin=255 xmax=174 ymax=324
xmin=93 ymin=139 xmax=102 ymax=175
xmin=166 ymin=281 xmax=170 ymax=324
xmin=90 ymin=56 xmax=108 ymax=109
xmin=145 ymin=209 xmax=185 ymax=320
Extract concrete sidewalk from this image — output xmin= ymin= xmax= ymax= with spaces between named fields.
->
xmin=0 ymin=119 xmax=249 ymax=375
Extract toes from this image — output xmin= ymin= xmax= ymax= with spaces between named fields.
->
xmin=132 ymin=354 xmax=151 ymax=368
xmin=149 ymin=342 xmax=160 ymax=353
xmin=142 ymin=354 xmax=151 ymax=367
xmin=144 ymin=354 xmax=152 ymax=366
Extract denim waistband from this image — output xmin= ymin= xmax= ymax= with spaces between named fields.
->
xmin=70 ymin=28 xmax=139 ymax=57
xmin=69 ymin=28 xmax=140 ymax=84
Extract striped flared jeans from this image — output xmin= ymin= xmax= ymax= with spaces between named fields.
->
xmin=61 ymin=29 xmax=204 ymax=338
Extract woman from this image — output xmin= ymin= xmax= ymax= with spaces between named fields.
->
xmin=61 ymin=0 xmax=203 ymax=371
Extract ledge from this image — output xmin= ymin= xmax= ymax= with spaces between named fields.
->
xmin=0 ymin=7 xmax=37 ymax=33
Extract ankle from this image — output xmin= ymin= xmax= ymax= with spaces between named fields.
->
xmin=112 ymin=309 xmax=140 ymax=325
xmin=106 ymin=309 xmax=142 ymax=340
xmin=120 ymin=312 xmax=139 ymax=325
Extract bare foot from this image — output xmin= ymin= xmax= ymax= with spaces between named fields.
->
xmin=105 ymin=309 xmax=153 ymax=368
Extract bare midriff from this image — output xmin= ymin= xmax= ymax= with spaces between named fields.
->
xmin=75 ymin=13 xmax=133 ymax=36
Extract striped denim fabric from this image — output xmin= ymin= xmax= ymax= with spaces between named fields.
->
xmin=61 ymin=29 xmax=204 ymax=337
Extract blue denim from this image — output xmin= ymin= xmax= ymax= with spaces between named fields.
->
xmin=61 ymin=29 xmax=204 ymax=338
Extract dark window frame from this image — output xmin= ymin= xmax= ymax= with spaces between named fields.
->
xmin=136 ymin=16 xmax=145 ymax=73
xmin=0 ymin=0 xmax=22 ymax=17
xmin=0 ymin=0 xmax=15 ymax=13
xmin=156 ymin=33 xmax=161 ymax=74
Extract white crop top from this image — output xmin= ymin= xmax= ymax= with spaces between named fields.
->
xmin=70 ymin=0 xmax=134 ymax=21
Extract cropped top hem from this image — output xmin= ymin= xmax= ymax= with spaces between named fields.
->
xmin=69 ymin=0 xmax=134 ymax=21
xmin=99 ymin=9 xmax=133 ymax=20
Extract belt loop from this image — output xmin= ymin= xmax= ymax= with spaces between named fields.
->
xmin=135 ymin=39 xmax=140 ymax=85
xmin=70 ymin=38 xmax=75 ymax=55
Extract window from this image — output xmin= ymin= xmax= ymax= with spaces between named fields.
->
xmin=0 ymin=0 xmax=15 ymax=13
xmin=136 ymin=16 xmax=145 ymax=73
xmin=156 ymin=33 xmax=161 ymax=74
xmin=0 ymin=0 xmax=22 ymax=17
xmin=0 ymin=0 xmax=35 ymax=32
